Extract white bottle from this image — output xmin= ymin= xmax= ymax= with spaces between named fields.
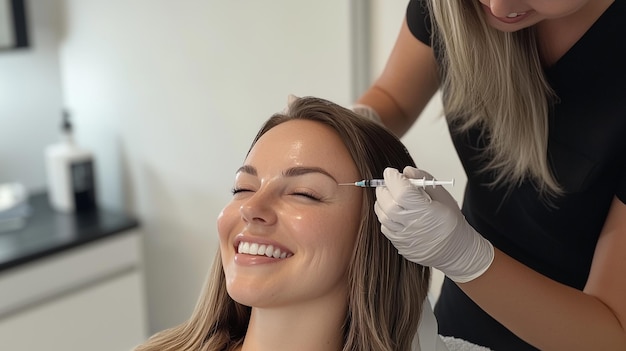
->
xmin=45 ymin=110 xmax=97 ymax=212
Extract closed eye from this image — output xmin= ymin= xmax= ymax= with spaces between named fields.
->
xmin=232 ymin=188 xmax=321 ymax=201
xmin=292 ymin=191 xmax=321 ymax=201
xmin=231 ymin=187 xmax=253 ymax=195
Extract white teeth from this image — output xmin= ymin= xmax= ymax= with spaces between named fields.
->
xmin=506 ymin=12 xmax=525 ymax=18
xmin=238 ymin=241 xmax=290 ymax=258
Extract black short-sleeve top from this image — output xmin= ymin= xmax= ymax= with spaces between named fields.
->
xmin=406 ymin=1 xmax=626 ymax=349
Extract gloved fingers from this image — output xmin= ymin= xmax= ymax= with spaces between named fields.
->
xmin=402 ymin=166 xmax=459 ymax=210
xmin=374 ymin=198 xmax=409 ymax=233
xmin=351 ymin=103 xmax=382 ymax=124
xmin=377 ymin=215 xmax=425 ymax=250
xmin=280 ymin=94 xmax=301 ymax=114
xmin=402 ymin=166 xmax=432 ymax=180
xmin=422 ymin=185 xmax=460 ymax=210
xmin=381 ymin=167 xmax=432 ymax=208
xmin=287 ymin=94 xmax=299 ymax=106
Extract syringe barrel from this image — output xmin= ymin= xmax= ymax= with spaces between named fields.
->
xmin=363 ymin=179 xmax=386 ymax=187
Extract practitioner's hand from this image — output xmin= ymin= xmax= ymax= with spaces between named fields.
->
xmin=281 ymin=94 xmax=300 ymax=114
xmin=351 ymin=103 xmax=382 ymax=124
xmin=374 ymin=166 xmax=494 ymax=283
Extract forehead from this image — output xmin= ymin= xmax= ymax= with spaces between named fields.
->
xmin=245 ymin=119 xmax=360 ymax=179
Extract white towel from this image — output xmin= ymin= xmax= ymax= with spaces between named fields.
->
xmin=441 ymin=336 xmax=493 ymax=351
xmin=413 ymin=296 xmax=492 ymax=351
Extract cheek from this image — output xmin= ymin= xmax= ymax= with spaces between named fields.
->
xmin=298 ymin=208 xmax=362 ymax=259
xmin=324 ymin=195 xmax=363 ymax=254
xmin=532 ymin=0 xmax=587 ymax=17
xmin=217 ymin=202 xmax=240 ymax=244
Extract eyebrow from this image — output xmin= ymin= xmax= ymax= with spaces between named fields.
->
xmin=236 ymin=165 xmax=338 ymax=182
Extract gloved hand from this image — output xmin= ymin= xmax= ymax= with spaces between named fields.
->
xmin=351 ymin=103 xmax=382 ymax=124
xmin=374 ymin=166 xmax=494 ymax=283
xmin=281 ymin=94 xmax=300 ymax=113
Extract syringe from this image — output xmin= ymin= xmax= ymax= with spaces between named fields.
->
xmin=338 ymin=178 xmax=455 ymax=188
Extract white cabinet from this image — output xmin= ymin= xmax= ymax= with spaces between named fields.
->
xmin=0 ymin=231 xmax=147 ymax=351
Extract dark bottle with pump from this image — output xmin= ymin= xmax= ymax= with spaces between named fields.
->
xmin=45 ymin=110 xmax=97 ymax=212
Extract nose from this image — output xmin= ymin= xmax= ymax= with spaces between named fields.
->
xmin=239 ymin=190 xmax=278 ymax=226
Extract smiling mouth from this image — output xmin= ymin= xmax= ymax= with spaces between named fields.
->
xmin=506 ymin=12 xmax=526 ymax=18
xmin=237 ymin=241 xmax=293 ymax=259
xmin=480 ymin=4 xmax=530 ymax=24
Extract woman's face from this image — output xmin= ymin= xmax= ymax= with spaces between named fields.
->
xmin=478 ymin=0 xmax=602 ymax=32
xmin=217 ymin=119 xmax=363 ymax=309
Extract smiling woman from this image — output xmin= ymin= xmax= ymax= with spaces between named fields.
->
xmin=132 ymin=96 xmax=432 ymax=351
xmin=221 ymin=118 xmax=365 ymax=329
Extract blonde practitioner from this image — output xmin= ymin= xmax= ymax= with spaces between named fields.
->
xmin=355 ymin=0 xmax=626 ymax=350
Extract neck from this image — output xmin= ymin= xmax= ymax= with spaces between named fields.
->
xmin=536 ymin=0 xmax=614 ymax=66
xmin=239 ymin=293 xmax=347 ymax=351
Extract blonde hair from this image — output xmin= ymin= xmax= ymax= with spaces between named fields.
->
xmin=428 ymin=0 xmax=562 ymax=197
xmin=133 ymin=97 xmax=430 ymax=351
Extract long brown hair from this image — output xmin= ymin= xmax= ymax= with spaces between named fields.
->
xmin=134 ymin=96 xmax=430 ymax=351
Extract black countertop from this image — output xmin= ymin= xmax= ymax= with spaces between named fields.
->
xmin=0 ymin=193 xmax=139 ymax=272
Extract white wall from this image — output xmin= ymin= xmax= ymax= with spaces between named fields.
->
xmin=0 ymin=0 xmax=64 ymax=191
xmin=59 ymin=0 xmax=353 ymax=334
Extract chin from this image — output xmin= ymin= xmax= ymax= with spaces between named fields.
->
xmin=225 ymin=281 xmax=272 ymax=308
xmin=225 ymin=284 xmax=254 ymax=306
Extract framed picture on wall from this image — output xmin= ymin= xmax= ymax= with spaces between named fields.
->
xmin=0 ymin=0 xmax=28 ymax=51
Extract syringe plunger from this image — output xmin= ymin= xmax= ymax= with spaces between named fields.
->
xmin=341 ymin=178 xmax=455 ymax=188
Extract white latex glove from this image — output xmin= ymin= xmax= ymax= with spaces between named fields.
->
xmin=351 ymin=103 xmax=382 ymax=124
xmin=374 ymin=167 xmax=494 ymax=283
xmin=281 ymin=94 xmax=300 ymax=113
